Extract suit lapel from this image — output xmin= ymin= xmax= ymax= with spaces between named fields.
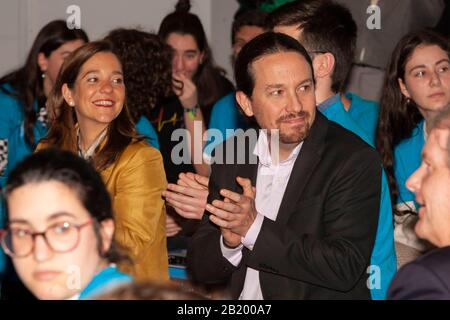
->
xmin=275 ymin=112 xmax=328 ymax=225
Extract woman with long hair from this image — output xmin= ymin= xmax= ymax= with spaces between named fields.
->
xmin=0 ymin=19 xmax=88 ymax=280
xmin=1 ymin=149 xmax=131 ymax=299
xmin=37 ymin=41 xmax=169 ymax=282
xmin=0 ymin=20 xmax=88 ymax=187
xmin=376 ymin=29 xmax=450 ymax=254
xmin=158 ymin=0 xmax=234 ymax=127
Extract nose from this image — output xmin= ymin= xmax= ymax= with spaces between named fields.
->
xmin=430 ymin=70 xmax=442 ymax=87
xmin=99 ymin=80 xmax=113 ymax=93
xmin=286 ymin=91 xmax=303 ymax=113
xmin=406 ymin=165 xmax=424 ymax=195
xmin=173 ymin=55 xmax=184 ymax=72
xmin=33 ymin=234 xmax=53 ymax=262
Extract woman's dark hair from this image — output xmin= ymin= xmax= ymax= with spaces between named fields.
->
xmin=104 ymin=29 xmax=173 ymax=123
xmin=4 ymin=148 xmax=127 ymax=263
xmin=158 ymin=0 xmax=233 ymax=118
xmin=376 ymin=29 xmax=450 ymax=215
xmin=42 ymin=41 xmax=139 ymax=171
xmin=0 ymin=20 xmax=89 ymax=146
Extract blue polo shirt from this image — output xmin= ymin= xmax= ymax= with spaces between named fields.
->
xmin=393 ymin=120 xmax=425 ymax=208
xmin=319 ymin=94 xmax=396 ymax=300
xmin=0 ymin=83 xmax=48 ymax=277
xmin=79 ymin=265 xmax=132 ymax=299
xmin=346 ymin=92 xmax=379 ymax=144
xmin=135 ymin=115 xmax=160 ymax=150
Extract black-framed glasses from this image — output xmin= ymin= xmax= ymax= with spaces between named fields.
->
xmin=0 ymin=220 xmax=93 ymax=258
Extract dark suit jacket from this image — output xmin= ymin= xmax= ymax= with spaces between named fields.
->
xmin=187 ymin=112 xmax=381 ymax=299
xmin=388 ymin=246 xmax=450 ymax=299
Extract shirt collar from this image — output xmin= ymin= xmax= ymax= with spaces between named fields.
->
xmin=77 ymin=126 xmax=108 ymax=160
xmin=253 ymin=130 xmax=302 ymax=167
xmin=318 ymin=93 xmax=341 ymax=113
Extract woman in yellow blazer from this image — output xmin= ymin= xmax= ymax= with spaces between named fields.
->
xmin=37 ymin=41 xmax=168 ymax=282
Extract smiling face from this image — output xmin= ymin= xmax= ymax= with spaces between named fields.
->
xmin=62 ymin=52 xmax=125 ymax=134
xmin=237 ymin=51 xmax=316 ymax=146
xmin=6 ymin=180 xmax=111 ymax=299
xmin=166 ymin=32 xmax=204 ymax=80
xmin=399 ymin=45 xmax=450 ymax=120
xmin=406 ymin=127 xmax=450 ymax=246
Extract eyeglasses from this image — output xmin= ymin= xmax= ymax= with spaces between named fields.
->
xmin=0 ymin=220 xmax=93 ymax=258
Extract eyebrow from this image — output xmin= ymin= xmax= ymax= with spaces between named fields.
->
xmin=409 ymin=59 xmax=450 ymax=73
xmin=265 ymin=78 xmax=313 ymax=90
xmin=9 ymin=212 xmax=77 ymax=225
xmin=81 ymin=69 xmax=123 ymax=79
xmin=183 ymin=49 xmax=198 ymax=54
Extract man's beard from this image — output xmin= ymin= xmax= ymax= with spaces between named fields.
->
xmin=276 ymin=111 xmax=312 ymax=144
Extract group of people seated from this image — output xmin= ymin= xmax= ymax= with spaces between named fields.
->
xmin=0 ymin=0 xmax=449 ymax=300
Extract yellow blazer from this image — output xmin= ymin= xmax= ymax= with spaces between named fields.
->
xmin=37 ymin=140 xmax=169 ymax=282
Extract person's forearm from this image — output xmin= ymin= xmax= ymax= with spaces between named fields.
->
xmin=184 ymin=109 xmax=210 ymax=176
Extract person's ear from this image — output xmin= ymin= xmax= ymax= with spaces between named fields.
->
xmin=312 ymin=52 xmax=335 ymax=79
xmin=236 ymin=91 xmax=254 ymax=117
xmin=398 ymin=78 xmax=411 ymax=99
xmin=199 ymin=51 xmax=205 ymax=65
xmin=62 ymin=84 xmax=75 ymax=107
xmin=99 ymin=219 xmax=115 ymax=254
xmin=37 ymin=52 xmax=48 ymax=74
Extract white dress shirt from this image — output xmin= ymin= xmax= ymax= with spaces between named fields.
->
xmin=220 ymin=131 xmax=303 ymax=299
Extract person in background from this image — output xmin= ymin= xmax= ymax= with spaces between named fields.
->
xmin=159 ymin=0 xmax=234 ymax=131
xmin=388 ymin=106 xmax=450 ymax=299
xmin=158 ymin=0 xmax=234 ymax=252
xmin=0 ymin=19 xmax=88 ymax=292
xmin=37 ymin=41 xmax=168 ymax=282
xmin=204 ymin=9 xmax=266 ymax=160
xmin=105 ymin=28 xmax=174 ymax=151
xmin=376 ymin=29 xmax=450 ymax=264
xmin=337 ymin=0 xmax=444 ymax=102
xmin=0 ymin=149 xmax=131 ymax=300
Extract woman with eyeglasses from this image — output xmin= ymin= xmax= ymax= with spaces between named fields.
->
xmin=0 ymin=149 xmax=131 ymax=299
xmin=36 ymin=41 xmax=169 ymax=282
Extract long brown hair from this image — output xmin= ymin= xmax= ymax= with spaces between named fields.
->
xmin=376 ymin=29 xmax=450 ymax=215
xmin=42 ymin=41 xmax=139 ymax=171
xmin=0 ymin=20 xmax=88 ymax=146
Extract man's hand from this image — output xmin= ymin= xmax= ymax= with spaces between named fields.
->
xmin=162 ymin=172 xmax=209 ymax=220
xmin=206 ymin=177 xmax=257 ymax=247
xmin=166 ymin=213 xmax=182 ymax=237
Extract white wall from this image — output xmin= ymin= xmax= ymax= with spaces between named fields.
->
xmin=0 ymin=0 xmax=237 ymax=78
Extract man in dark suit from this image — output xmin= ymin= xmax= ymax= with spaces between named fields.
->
xmin=187 ymin=32 xmax=381 ymax=299
xmin=388 ymin=106 xmax=450 ymax=300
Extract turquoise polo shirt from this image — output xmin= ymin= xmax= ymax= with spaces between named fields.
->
xmin=393 ymin=120 xmax=425 ymax=208
xmin=346 ymin=92 xmax=379 ymax=144
xmin=135 ymin=115 xmax=160 ymax=150
xmin=79 ymin=265 xmax=132 ymax=299
xmin=319 ymin=94 xmax=396 ymax=300
xmin=0 ymin=83 xmax=48 ymax=277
